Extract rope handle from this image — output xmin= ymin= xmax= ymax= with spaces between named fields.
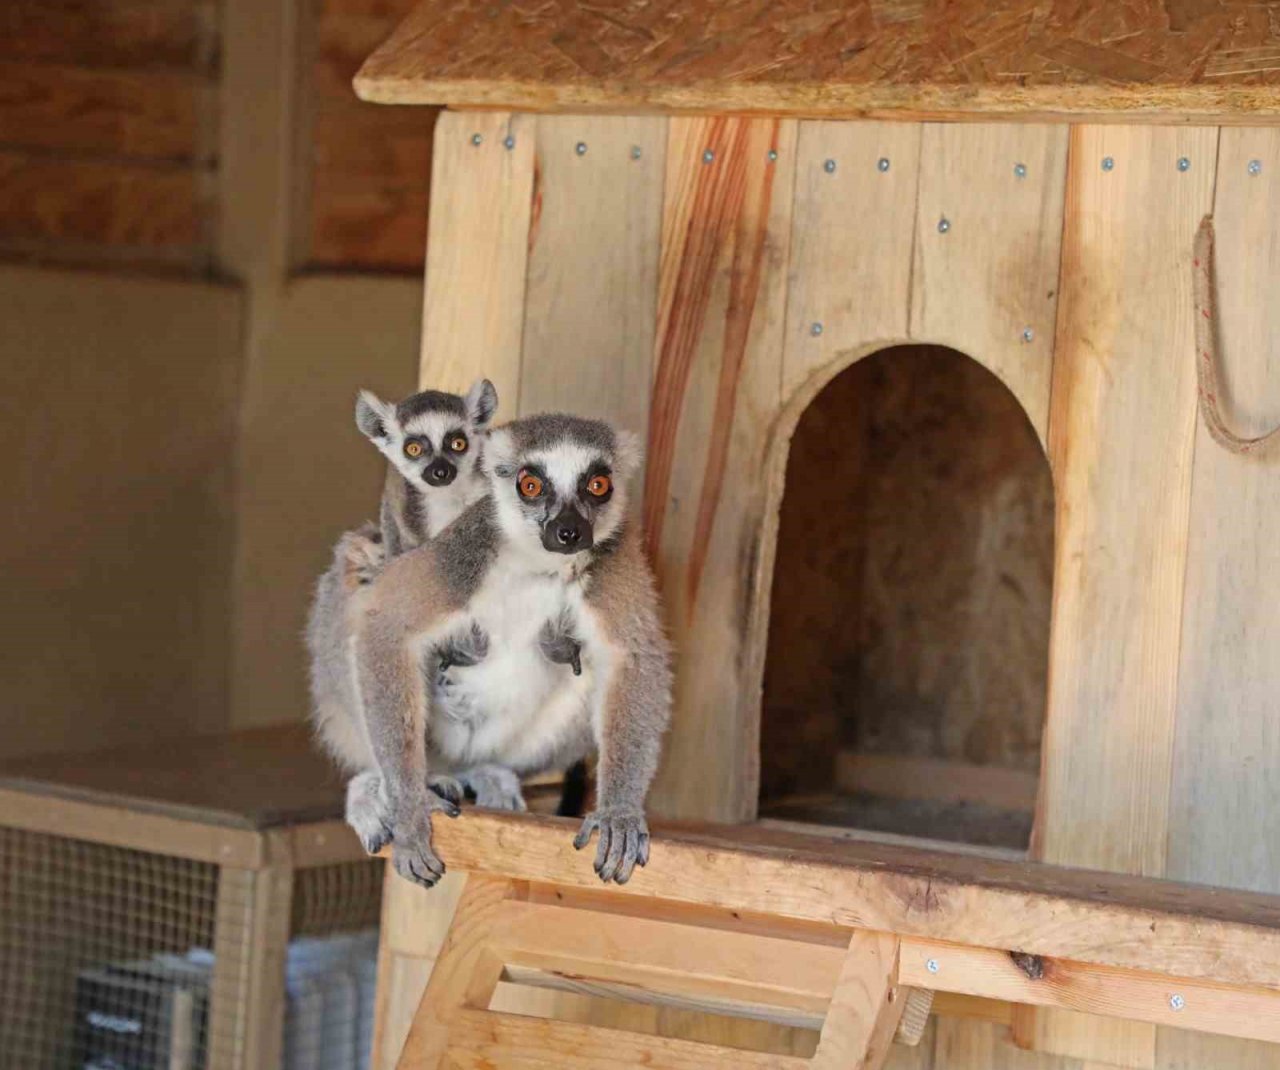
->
xmin=1193 ymin=215 xmax=1280 ymax=455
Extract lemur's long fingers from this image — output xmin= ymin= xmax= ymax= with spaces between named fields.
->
xmin=598 ymin=824 xmax=629 ymax=883
xmin=612 ymin=826 xmax=643 ymax=884
xmin=572 ymin=814 xmax=599 ymax=851
xmin=637 ymin=831 xmax=651 ymax=869
xmin=593 ymin=822 xmax=613 ymax=876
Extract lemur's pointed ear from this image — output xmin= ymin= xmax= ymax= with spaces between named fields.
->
xmin=464 ymin=378 xmax=499 ymax=429
xmin=355 ymin=390 xmax=395 ymax=441
xmin=615 ymin=429 xmax=644 ymax=479
xmin=486 ymin=427 xmax=517 ymax=478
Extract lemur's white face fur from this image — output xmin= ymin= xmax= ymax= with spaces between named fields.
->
xmin=485 ymin=414 xmax=642 ymax=566
xmin=355 ymin=379 xmax=497 ymax=498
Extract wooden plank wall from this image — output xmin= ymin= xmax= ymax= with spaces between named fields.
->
xmin=0 ymin=0 xmax=220 ymax=269
xmin=382 ymin=113 xmax=1280 ymax=1070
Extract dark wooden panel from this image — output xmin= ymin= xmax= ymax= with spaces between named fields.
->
xmin=0 ymin=0 xmax=212 ymax=70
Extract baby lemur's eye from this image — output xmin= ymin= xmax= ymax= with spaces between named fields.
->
xmin=403 ymin=440 xmax=423 ymax=458
xmin=587 ymin=475 xmax=612 ymax=498
xmin=517 ymin=470 xmax=543 ymax=499
xmin=448 ymin=434 xmax=468 ymax=454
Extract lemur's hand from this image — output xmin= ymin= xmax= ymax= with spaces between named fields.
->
xmin=574 ymin=809 xmax=650 ymax=885
xmin=336 ymin=527 xmax=385 ymax=587
xmin=390 ymin=793 xmax=459 ymax=888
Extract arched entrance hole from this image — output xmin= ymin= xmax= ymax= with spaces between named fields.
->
xmin=759 ymin=344 xmax=1053 ymax=851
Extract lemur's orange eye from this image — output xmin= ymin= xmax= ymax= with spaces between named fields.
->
xmin=449 ymin=435 xmax=468 ymax=453
xmin=517 ymin=471 xmax=543 ymax=499
xmin=587 ymin=474 xmax=612 ymax=497
xmin=404 ymin=441 xmax=423 ymax=458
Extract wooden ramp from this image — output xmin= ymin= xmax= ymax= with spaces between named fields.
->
xmin=387 ymin=813 xmax=1280 ymax=1068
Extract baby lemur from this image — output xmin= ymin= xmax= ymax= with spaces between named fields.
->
xmin=352 ymin=413 xmax=672 ymax=888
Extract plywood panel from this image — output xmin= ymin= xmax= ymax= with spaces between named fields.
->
xmin=782 ymin=121 xmax=920 ymax=397
xmin=517 ymin=114 xmax=666 ymax=432
xmin=1159 ymin=127 xmax=1280 ymax=1070
xmin=418 ymin=110 xmax=534 ymax=403
xmin=644 ymin=116 xmax=797 ymax=822
xmin=910 ymin=123 xmax=1068 ymax=444
xmin=1027 ymin=123 xmax=1218 ymax=1068
xmin=0 ymin=0 xmax=212 ymax=69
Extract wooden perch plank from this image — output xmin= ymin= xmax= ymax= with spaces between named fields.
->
xmin=355 ymin=0 xmax=1280 ymax=121
xmin=387 ymin=811 xmax=1280 ymax=991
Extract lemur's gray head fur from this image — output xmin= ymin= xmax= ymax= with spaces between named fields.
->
xmin=355 ymin=379 xmax=498 ymax=492
xmin=485 ymin=413 xmax=642 ymax=561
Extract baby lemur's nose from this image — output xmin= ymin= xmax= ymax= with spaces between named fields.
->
xmin=424 ymin=460 xmax=456 ymax=487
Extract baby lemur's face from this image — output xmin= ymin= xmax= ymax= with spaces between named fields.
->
xmin=486 ymin=414 xmax=642 ymax=559
xmin=356 ymin=379 xmax=497 ymax=494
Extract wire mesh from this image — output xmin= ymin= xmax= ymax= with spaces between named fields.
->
xmin=0 ymin=826 xmax=219 ymax=1070
xmin=0 ymin=827 xmax=385 ymax=1070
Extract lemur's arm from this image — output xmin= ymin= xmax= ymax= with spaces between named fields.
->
xmin=353 ymin=547 xmax=461 ymax=888
xmin=574 ymin=532 xmax=673 ymax=884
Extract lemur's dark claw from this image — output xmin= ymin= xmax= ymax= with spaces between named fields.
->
xmin=570 ymin=647 xmax=582 ymax=676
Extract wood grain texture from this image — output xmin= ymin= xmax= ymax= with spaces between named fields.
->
xmin=781 ymin=121 xmax=920 ymax=397
xmin=517 ymin=114 xmax=665 ymax=431
xmin=0 ymin=0 xmax=214 ymax=69
xmin=355 ymin=0 xmax=1280 ymax=120
xmin=910 ymin=122 xmax=1067 ymax=444
xmin=643 ymin=116 xmax=796 ymax=823
xmin=1026 ymin=123 xmax=1218 ymax=1068
xmin=812 ymin=930 xmax=903 ymax=1069
xmin=383 ymin=811 xmax=1280 ymax=990
xmin=1159 ymin=127 xmax=1280 ymax=1070
xmin=418 ymin=110 xmax=534 ymax=402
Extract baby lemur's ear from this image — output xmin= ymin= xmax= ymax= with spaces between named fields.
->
xmin=464 ymin=378 xmax=499 ymax=429
xmin=614 ymin=429 xmax=644 ymax=480
xmin=355 ymin=390 xmax=396 ymax=442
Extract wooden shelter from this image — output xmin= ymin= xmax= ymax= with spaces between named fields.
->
xmin=353 ymin=3 xmax=1280 ymax=1067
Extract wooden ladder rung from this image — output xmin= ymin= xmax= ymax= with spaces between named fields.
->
xmin=398 ymin=875 xmax=916 ymax=1069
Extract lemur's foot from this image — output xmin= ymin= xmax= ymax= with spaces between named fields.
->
xmin=459 ymin=765 xmax=526 ymax=812
xmin=390 ymin=796 xmax=458 ymax=888
xmin=427 ymin=774 xmax=464 ymax=807
xmin=574 ymin=809 xmax=650 ymax=885
xmin=345 ymin=771 xmax=393 ymax=855
xmin=539 ymin=615 xmax=583 ymax=676
xmin=336 ymin=524 xmax=386 ymax=587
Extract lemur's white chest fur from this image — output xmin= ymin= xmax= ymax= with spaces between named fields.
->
xmin=427 ymin=558 xmax=604 ymax=774
xmin=422 ymin=481 xmax=478 ymax=539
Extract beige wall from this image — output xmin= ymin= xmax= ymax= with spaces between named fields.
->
xmin=228 ymin=275 xmax=420 ymax=728
xmin=0 ymin=266 xmax=243 ymax=759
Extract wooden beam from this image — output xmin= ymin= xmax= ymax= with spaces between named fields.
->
xmin=381 ymin=811 xmax=1280 ymax=990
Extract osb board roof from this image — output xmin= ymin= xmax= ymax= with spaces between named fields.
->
xmin=354 ymin=0 xmax=1280 ymax=120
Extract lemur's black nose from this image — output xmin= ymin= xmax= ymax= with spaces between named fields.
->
xmin=424 ymin=460 xmax=456 ymax=487
xmin=542 ymin=508 xmax=593 ymax=554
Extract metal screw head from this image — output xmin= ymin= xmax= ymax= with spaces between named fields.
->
xmin=824 ymin=158 xmax=837 ymax=174
xmin=1249 ymin=159 xmax=1263 ymax=175
xmin=877 ymin=157 xmax=891 ymax=172
xmin=1177 ymin=156 xmax=1191 ymax=172
xmin=926 ymin=959 xmax=940 ymax=974
xmin=1169 ymin=994 xmax=1185 ymax=1011
xmin=1014 ymin=162 xmax=1027 ymax=178
xmin=470 ymin=133 xmax=483 ymax=147
xmin=575 ymin=141 xmax=587 ymax=156
xmin=630 ymin=145 xmax=642 ymax=160
xmin=937 ymin=217 xmax=951 ymax=234
xmin=1022 ymin=327 xmax=1035 ymax=343
xmin=703 ymin=149 xmax=715 ymax=164
xmin=1102 ymin=156 xmax=1115 ymax=171
xmin=503 ymin=134 xmax=515 ymax=150
xmin=767 ymin=149 xmax=778 ymax=162
xmin=810 ymin=322 xmax=824 ymax=337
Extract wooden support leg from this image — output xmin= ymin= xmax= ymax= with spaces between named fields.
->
xmin=812 ymin=931 xmax=906 ymax=1070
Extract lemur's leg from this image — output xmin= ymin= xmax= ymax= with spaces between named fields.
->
xmin=455 ymin=765 xmax=527 ymax=811
xmin=539 ymin=611 xmax=582 ymax=676
xmin=573 ymin=601 xmax=672 ymax=885
xmin=355 ymin=604 xmax=459 ymax=889
xmin=345 ymin=770 xmax=393 ymax=855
